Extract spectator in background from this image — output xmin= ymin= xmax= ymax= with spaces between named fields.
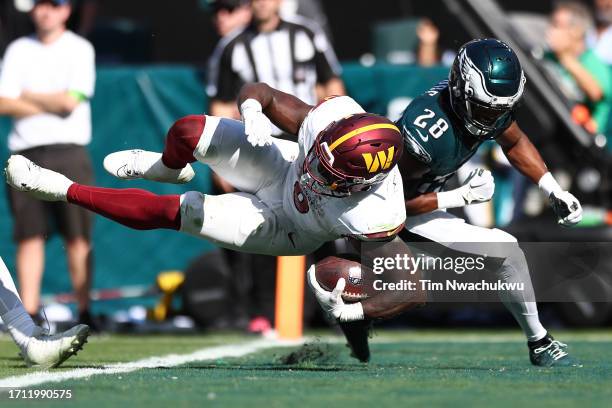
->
xmin=546 ymin=1 xmax=611 ymax=138
xmin=0 ymin=0 xmax=96 ymax=326
xmin=416 ymin=18 xmax=440 ymax=67
xmin=211 ymin=0 xmax=251 ymax=38
xmin=207 ymin=0 xmax=252 ymax=120
xmin=592 ymin=0 xmax=612 ymax=64
xmin=207 ymin=0 xmax=344 ymax=126
xmin=204 ymin=0 xmax=343 ymax=332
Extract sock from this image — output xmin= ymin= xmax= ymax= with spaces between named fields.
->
xmin=67 ymin=184 xmax=182 ymax=230
xmin=0 ymin=257 xmax=37 ymax=350
xmin=161 ymin=115 xmax=205 ymax=169
xmin=528 ymin=332 xmax=553 ymax=349
xmin=495 ymin=246 xmax=547 ymax=342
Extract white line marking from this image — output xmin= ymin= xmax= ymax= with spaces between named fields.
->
xmin=0 ymin=338 xmax=301 ymax=389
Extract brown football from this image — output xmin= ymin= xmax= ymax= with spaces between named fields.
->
xmin=314 ymin=255 xmax=371 ymax=302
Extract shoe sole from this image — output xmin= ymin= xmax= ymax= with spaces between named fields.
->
xmin=50 ymin=325 xmax=91 ymax=369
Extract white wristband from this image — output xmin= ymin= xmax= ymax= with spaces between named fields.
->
xmin=338 ymin=302 xmax=365 ymax=322
xmin=240 ymin=98 xmax=262 ymax=115
xmin=538 ymin=172 xmax=562 ymax=197
xmin=436 ymin=190 xmax=465 ymax=209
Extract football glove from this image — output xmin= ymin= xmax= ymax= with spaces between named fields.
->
xmin=550 ymin=191 xmax=583 ymax=226
xmin=437 ymin=168 xmax=495 ymax=209
xmin=307 ymin=265 xmax=365 ymax=323
xmin=240 ymin=99 xmax=273 ymax=147
xmin=538 ymin=172 xmax=583 ymax=227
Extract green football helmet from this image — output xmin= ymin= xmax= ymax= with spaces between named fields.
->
xmin=449 ymin=38 xmax=526 ymax=139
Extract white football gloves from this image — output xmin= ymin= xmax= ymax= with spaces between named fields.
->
xmin=307 ymin=265 xmax=365 ymax=323
xmin=240 ymin=98 xmax=273 ymax=147
xmin=437 ymin=168 xmax=495 ymax=209
xmin=538 ymin=172 xmax=582 ymax=226
xmin=549 ymin=191 xmax=583 ymax=226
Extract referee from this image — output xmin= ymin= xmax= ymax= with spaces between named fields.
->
xmin=207 ymin=0 xmax=345 ymax=124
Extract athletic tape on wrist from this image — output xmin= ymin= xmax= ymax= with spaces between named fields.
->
xmin=538 ymin=172 xmax=562 ymax=197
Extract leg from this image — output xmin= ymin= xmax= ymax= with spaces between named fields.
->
xmin=405 ymin=210 xmax=546 ymax=341
xmin=67 ymin=184 xmax=182 ymax=230
xmin=180 ymin=191 xmax=321 ymax=255
xmin=102 ymin=115 xmax=204 ymax=184
xmin=0 ymin=255 xmax=37 ymax=349
xmin=189 ymin=116 xmax=298 ymax=193
xmin=50 ymin=145 xmax=96 ymax=318
xmin=4 ymin=154 xmax=182 ymax=230
xmin=105 ymin=115 xmax=298 ymax=192
xmin=6 ymin=176 xmax=49 ymax=317
xmin=16 ymin=237 xmax=45 ymax=315
xmin=6 ymin=156 xmax=316 ymax=255
xmin=65 ymin=238 xmax=92 ymax=315
xmin=0 ymin=256 xmax=89 ymax=367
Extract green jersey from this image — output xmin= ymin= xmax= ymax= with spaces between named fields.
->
xmin=396 ymin=81 xmax=511 ymax=197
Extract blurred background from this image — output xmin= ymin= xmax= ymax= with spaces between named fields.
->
xmin=0 ymin=0 xmax=611 ymax=334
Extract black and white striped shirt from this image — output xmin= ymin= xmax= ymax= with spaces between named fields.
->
xmin=207 ymin=18 xmax=341 ymax=109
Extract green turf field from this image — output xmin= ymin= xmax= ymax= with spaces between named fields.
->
xmin=1 ymin=330 xmax=611 ymax=407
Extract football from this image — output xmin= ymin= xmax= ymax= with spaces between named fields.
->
xmin=315 ymin=255 xmax=371 ymax=302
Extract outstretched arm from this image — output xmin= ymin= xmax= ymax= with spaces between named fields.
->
xmin=237 ymin=82 xmax=312 ymax=136
xmin=497 ymin=121 xmax=582 ymax=226
xmin=496 ymin=121 xmax=548 ymax=183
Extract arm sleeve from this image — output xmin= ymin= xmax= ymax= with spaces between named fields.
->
xmin=68 ymin=41 xmax=96 ymax=98
xmin=0 ymin=43 xmax=23 ymax=98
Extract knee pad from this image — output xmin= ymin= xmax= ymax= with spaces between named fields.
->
xmin=180 ymin=191 xmax=206 ymax=234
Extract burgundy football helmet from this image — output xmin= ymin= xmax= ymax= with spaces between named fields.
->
xmin=300 ymin=113 xmax=403 ymax=197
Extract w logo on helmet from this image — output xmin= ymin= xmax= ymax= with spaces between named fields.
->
xmin=362 ymin=146 xmax=395 ymax=173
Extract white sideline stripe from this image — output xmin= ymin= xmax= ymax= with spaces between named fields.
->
xmin=0 ymin=338 xmax=301 ymax=389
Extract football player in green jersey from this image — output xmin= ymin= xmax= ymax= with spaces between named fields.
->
xmin=397 ymin=40 xmax=582 ymax=368
xmin=318 ymin=39 xmax=584 ymax=367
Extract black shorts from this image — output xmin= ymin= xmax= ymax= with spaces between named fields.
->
xmin=6 ymin=144 xmax=94 ymax=242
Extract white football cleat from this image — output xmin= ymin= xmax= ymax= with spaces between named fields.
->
xmin=24 ymin=324 xmax=90 ymax=369
xmin=4 ymin=155 xmax=72 ymax=202
xmin=103 ymin=149 xmax=195 ymax=184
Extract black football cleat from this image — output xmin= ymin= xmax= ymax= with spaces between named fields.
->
xmin=528 ymin=333 xmax=581 ymax=367
xmin=339 ymin=319 xmax=372 ymax=363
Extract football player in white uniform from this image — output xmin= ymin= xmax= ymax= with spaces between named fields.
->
xmin=4 ymin=82 xmax=406 ymax=323
xmin=310 ymin=39 xmax=584 ymax=367
xmin=0 ymin=255 xmax=89 ymax=368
